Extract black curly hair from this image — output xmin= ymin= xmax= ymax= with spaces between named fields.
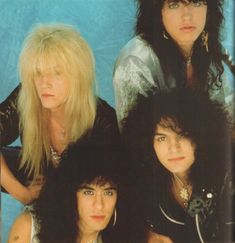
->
xmin=136 ymin=0 xmax=225 ymax=90
xmin=122 ymin=88 xmax=231 ymax=196
xmin=33 ymin=143 xmax=128 ymax=243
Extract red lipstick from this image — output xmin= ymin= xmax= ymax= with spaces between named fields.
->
xmin=91 ymin=216 xmax=105 ymax=221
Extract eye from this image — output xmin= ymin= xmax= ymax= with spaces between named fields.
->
xmin=191 ymin=1 xmax=202 ymax=7
xmin=155 ymin=136 xmax=166 ymax=142
xmin=35 ymin=70 xmax=42 ymax=78
xmin=104 ymin=190 xmax=116 ymax=196
xmin=191 ymin=0 xmax=206 ymax=7
xmin=167 ymin=1 xmax=180 ymax=9
xmin=83 ymin=190 xmax=94 ymax=196
xmin=54 ymin=70 xmax=62 ymax=76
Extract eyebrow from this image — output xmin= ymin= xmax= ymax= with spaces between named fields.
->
xmin=79 ymin=186 xmax=117 ymax=190
xmin=154 ymin=133 xmax=166 ymax=136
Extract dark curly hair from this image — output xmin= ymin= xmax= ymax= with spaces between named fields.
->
xmin=122 ymin=88 xmax=231 ymax=198
xmin=136 ymin=0 xmax=225 ymax=90
xmin=33 ymin=143 xmax=128 ymax=243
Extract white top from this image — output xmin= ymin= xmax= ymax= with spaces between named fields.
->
xmin=29 ymin=213 xmax=103 ymax=243
xmin=29 ymin=213 xmax=39 ymax=243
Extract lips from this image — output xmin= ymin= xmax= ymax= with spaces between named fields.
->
xmin=41 ymin=93 xmax=54 ymax=97
xmin=90 ymin=215 xmax=105 ymax=221
xmin=180 ymin=26 xmax=196 ymax=32
xmin=168 ymin=157 xmax=185 ymax=161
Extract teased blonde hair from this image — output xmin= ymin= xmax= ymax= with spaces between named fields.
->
xmin=18 ymin=23 xmax=97 ymax=177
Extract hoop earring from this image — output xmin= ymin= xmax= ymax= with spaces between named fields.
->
xmin=112 ymin=208 xmax=117 ymax=226
xmin=202 ymin=30 xmax=209 ymax=52
xmin=163 ymin=30 xmax=169 ymax=40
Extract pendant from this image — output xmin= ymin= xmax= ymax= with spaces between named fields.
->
xmin=179 ymin=187 xmax=189 ymax=201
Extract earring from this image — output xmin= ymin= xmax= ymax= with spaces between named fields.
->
xmin=201 ymin=30 xmax=209 ymax=52
xmin=112 ymin=208 xmax=117 ymax=226
xmin=163 ymin=30 xmax=169 ymax=40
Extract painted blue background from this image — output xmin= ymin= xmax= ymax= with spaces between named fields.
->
xmin=0 ymin=0 xmax=234 ymax=242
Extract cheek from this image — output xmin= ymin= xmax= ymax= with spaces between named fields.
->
xmin=153 ymin=143 xmax=165 ymax=158
xmin=77 ymin=196 xmax=90 ymax=217
xmin=107 ymin=198 xmax=117 ymax=213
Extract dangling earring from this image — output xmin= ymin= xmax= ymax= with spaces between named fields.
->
xmin=163 ymin=30 xmax=169 ymax=40
xmin=112 ymin=208 xmax=117 ymax=226
xmin=201 ymin=30 xmax=209 ymax=52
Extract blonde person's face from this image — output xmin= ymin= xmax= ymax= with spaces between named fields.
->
xmin=77 ymin=182 xmax=117 ymax=235
xmin=153 ymin=123 xmax=195 ymax=177
xmin=161 ymin=0 xmax=207 ymax=51
xmin=34 ymin=66 xmax=69 ymax=112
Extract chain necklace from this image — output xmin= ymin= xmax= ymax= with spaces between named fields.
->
xmin=185 ymin=56 xmax=192 ymax=66
xmin=173 ymin=174 xmax=191 ymax=208
xmin=50 ymin=146 xmax=61 ymax=167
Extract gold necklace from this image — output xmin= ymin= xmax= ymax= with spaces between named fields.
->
xmin=173 ymin=174 xmax=191 ymax=208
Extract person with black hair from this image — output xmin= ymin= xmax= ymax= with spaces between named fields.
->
xmin=7 ymin=143 xmax=127 ymax=243
xmin=113 ymin=0 xmax=234 ymax=127
xmin=122 ymin=88 xmax=234 ymax=242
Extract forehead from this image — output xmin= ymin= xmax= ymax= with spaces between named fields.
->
xmin=80 ymin=182 xmax=116 ymax=189
xmin=164 ymin=0 xmax=206 ymax=4
xmin=155 ymin=124 xmax=175 ymax=134
xmin=155 ymin=118 xmax=182 ymax=134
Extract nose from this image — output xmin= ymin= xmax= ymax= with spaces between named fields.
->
xmin=94 ymin=194 xmax=104 ymax=210
xmin=182 ymin=4 xmax=193 ymax=21
xmin=40 ymin=74 xmax=53 ymax=88
xmin=168 ymin=138 xmax=181 ymax=152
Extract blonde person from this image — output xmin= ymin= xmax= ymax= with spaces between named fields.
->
xmin=8 ymin=143 xmax=127 ymax=243
xmin=1 ymin=23 xmax=120 ymax=204
xmin=113 ymin=0 xmax=234 ymax=128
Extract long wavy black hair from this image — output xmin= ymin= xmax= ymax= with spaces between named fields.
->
xmin=33 ymin=143 xmax=128 ymax=243
xmin=136 ymin=0 xmax=225 ymax=90
xmin=122 ymin=88 xmax=231 ymax=201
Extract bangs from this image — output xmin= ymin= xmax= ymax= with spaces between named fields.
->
xmin=165 ymin=0 xmax=207 ymax=4
xmin=31 ymin=45 xmax=70 ymax=77
xmin=158 ymin=117 xmax=183 ymax=135
xmin=79 ymin=176 xmax=117 ymax=189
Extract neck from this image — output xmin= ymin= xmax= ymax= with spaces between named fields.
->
xmin=173 ymin=172 xmax=189 ymax=185
xmin=49 ymin=109 xmax=67 ymax=154
xmin=49 ymin=107 xmax=65 ymax=123
xmin=78 ymin=222 xmax=99 ymax=243
xmin=179 ymin=43 xmax=193 ymax=58
xmin=78 ymin=231 xmax=99 ymax=243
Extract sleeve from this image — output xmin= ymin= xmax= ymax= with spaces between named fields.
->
xmin=0 ymin=85 xmax=21 ymax=147
xmin=113 ymin=55 xmax=157 ymax=128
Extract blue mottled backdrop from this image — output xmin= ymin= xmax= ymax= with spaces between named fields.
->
xmin=0 ymin=0 xmax=234 ymax=242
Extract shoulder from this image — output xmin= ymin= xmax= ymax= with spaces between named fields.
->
xmin=92 ymin=98 xmax=119 ymax=140
xmin=8 ymin=212 xmax=32 ymax=243
xmin=96 ymin=98 xmax=115 ymax=117
xmin=115 ymin=35 xmax=157 ymax=68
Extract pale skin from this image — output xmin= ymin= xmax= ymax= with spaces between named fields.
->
xmin=1 ymin=66 xmax=69 ymax=203
xmin=148 ymin=121 xmax=196 ymax=242
xmin=1 ymin=154 xmax=44 ymax=204
xmin=7 ymin=212 xmax=32 ymax=243
xmin=161 ymin=0 xmax=207 ymax=85
xmin=77 ymin=183 xmax=117 ymax=243
xmin=162 ymin=0 xmax=207 ymax=56
xmin=7 ymin=182 xmax=117 ymax=243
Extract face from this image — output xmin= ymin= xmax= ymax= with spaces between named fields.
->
xmin=153 ymin=123 xmax=195 ymax=177
xmin=34 ymin=66 xmax=69 ymax=112
xmin=161 ymin=0 xmax=207 ymax=52
xmin=77 ymin=182 xmax=117 ymax=235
